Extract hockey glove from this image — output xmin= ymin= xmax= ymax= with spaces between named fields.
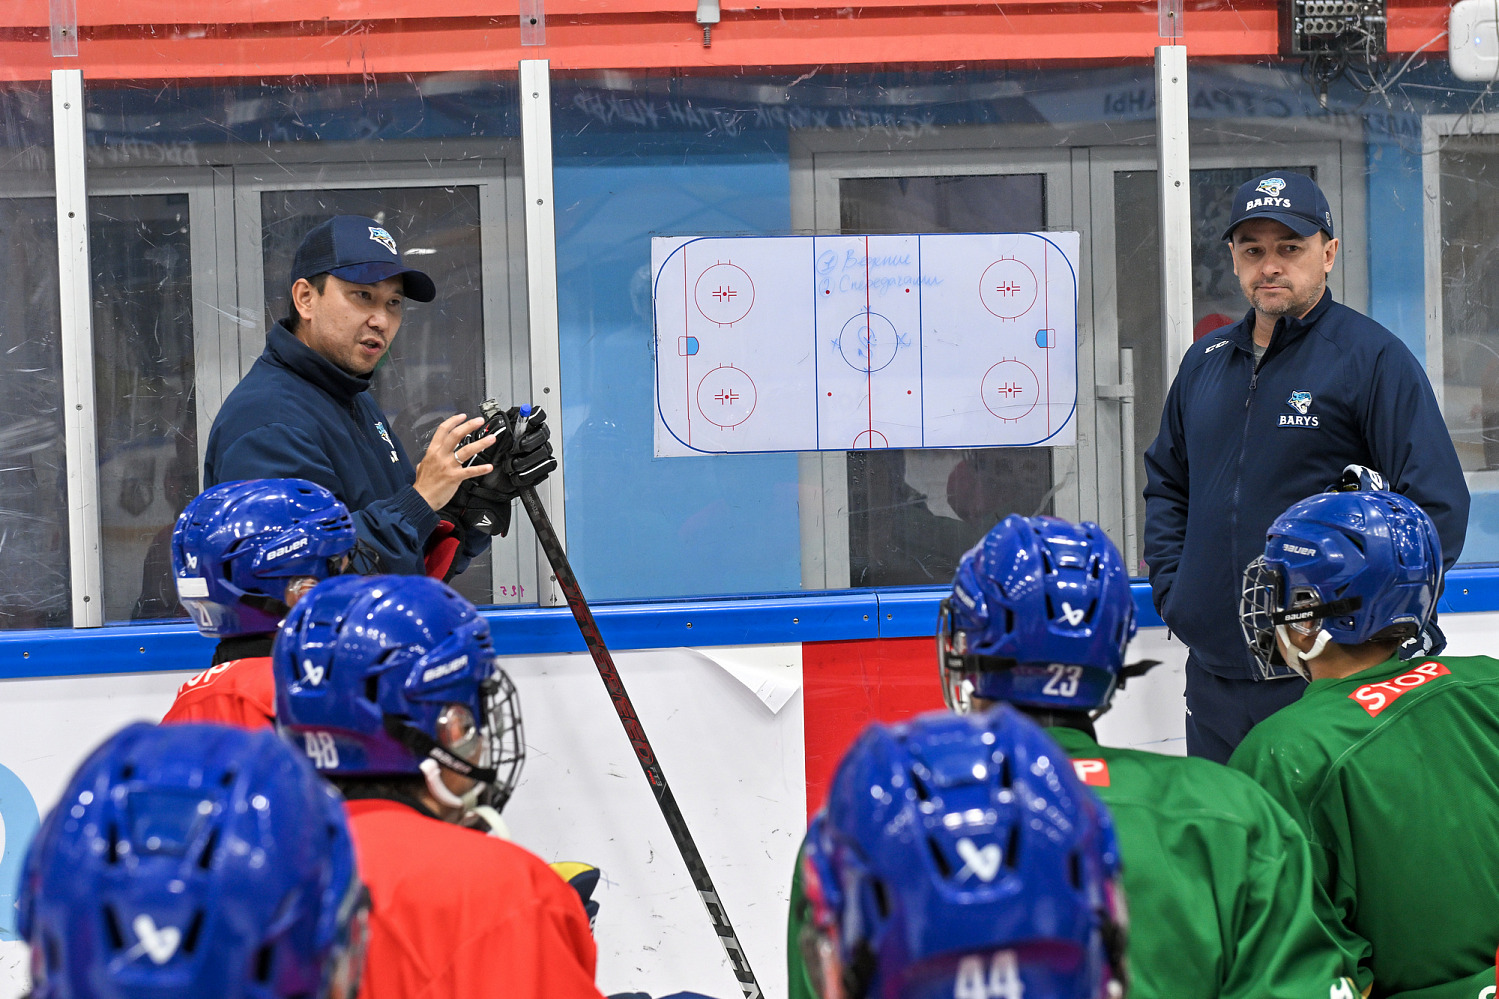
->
xmin=1325 ymin=463 xmax=1388 ymax=493
xmin=550 ymin=861 xmax=602 ymax=935
xmin=439 ymin=403 xmax=558 ymax=538
xmin=1399 ymin=617 xmax=1447 ymax=660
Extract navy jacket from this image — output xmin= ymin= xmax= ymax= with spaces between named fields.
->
xmin=204 ymin=323 xmax=486 ymax=577
xmin=1143 ymin=290 xmax=1468 ymax=679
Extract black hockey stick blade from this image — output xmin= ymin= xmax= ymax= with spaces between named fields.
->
xmin=518 ymin=487 xmax=762 ymax=999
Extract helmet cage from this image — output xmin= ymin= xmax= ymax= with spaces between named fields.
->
xmin=384 ymin=669 xmax=525 ymax=812
xmin=276 ymin=576 xmax=527 ymax=812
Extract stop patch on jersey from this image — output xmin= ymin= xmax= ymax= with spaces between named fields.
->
xmin=1070 ymin=758 xmax=1110 ymax=787
xmin=1349 ymin=661 xmax=1450 ymax=717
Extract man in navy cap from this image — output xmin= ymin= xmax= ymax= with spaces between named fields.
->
xmin=1142 ymin=172 xmax=1468 ymax=762
xmin=204 ymin=215 xmax=554 ymax=580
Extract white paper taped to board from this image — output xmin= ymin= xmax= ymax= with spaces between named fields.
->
xmin=686 ymin=644 xmax=801 ymax=715
xmin=652 ymin=232 xmax=1079 ymax=457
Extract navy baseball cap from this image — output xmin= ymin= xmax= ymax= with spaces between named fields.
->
xmin=1221 ymin=172 xmax=1335 ymax=241
xmin=289 ymin=215 xmax=436 ymax=302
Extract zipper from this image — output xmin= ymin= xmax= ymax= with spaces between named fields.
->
xmin=1231 ymin=346 xmax=1260 ymax=675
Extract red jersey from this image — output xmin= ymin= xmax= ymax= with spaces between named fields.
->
xmin=345 ymin=798 xmax=606 ymax=999
xmin=160 ymin=656 xmax=276 ymax=730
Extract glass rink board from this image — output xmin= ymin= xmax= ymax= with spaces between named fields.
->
xmin=652 ymin=232 xmax=1080 ymax=456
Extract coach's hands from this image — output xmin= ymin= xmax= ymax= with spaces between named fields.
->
xmin=414 ymin=413 xmax=498 ymax=512
xmin=438 ymin=404 xmax=557 ymax=538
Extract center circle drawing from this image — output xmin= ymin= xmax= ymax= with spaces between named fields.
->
xmin=982 ymin=360 xmax=1040 ymax=421
xmin=697 ymin=365 xmax=757 ymax=428
xmin=694 ymin=262 xmax=755 ymax=326
xmin=838 ymin=311 xmax=901 ymax=373
xmin=979 ymin=258 xmax=1038 ymax=319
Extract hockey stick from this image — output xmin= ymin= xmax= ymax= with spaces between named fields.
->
xmin=519 ymin=487 xmax=762 ymax=999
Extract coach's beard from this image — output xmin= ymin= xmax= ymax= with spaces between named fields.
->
xmin=1250 ymin=281 xmax=1324 ymax=321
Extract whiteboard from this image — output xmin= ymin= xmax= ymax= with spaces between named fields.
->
xmin=652 ymin=232 xmax=1079 ymax=457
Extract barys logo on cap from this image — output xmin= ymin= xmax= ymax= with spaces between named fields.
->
xmin=1256 ymin=177 xmax=1287 ymax=197
xmin=368 ymin=226 xmax=398 ymax=255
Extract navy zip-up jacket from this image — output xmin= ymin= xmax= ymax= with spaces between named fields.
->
xmin=1143 ymin=290 xmax=1468 ymax=679
xmin=204 ymin=323 xmax=486 ymax=578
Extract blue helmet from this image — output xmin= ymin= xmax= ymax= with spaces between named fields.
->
xmin=273 ymin=575 xmax=525 ymax=813
xmin=939 ymin=515 xmax=1137 ymax=715
xmin=799 ymin=707 xmax=1127 ymax=999
xmin=1241 ymin=490 xmax=1441 ymax=676
xmin=171 ymin=479 xmax=357 ymax=638
xmin=17 ymin=722 xmax=368 ymax=999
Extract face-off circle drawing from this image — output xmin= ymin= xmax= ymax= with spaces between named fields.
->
xmin=981 ymin=360 xmax=1040 ymax=421
xmin=694 ymin=262 xmax=755 ymax=326
xmin=979 ymin=258 xmax=1038 ymax=319
xmin=837 ymin=311 xmax=901 ymax=373
xmin=696 ymin=365 xmax=757 ymax=428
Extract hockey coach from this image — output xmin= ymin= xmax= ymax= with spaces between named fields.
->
xmin=1143 ymin=171 xmax=1468 ymax=763
xmin=205 ymin=215 xmax=551 ymax=580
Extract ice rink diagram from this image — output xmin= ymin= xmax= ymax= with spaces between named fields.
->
xmin=652 ymin=232 xmax=1079 ymax=456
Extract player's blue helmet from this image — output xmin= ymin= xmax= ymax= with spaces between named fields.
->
xmin=1240 ymin=490 xmax=1441 ymax=675
xmin=273 ymin=575 xmax=525 ymax=813
xmin=17 ymin=722 xmax=369 ymax=999
xmin=799 ymin=707 xmax=1127 ymax=999
xmin=939 ymin=515 xmax=1136 ymax=715
xmin=171 ymin=478 xmax=358 ymax=638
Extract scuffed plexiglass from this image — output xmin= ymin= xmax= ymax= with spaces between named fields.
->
xmin=0 ymin=82 xmax=71 ymax=629
xmin=82 ymin=75 xmax=528 ymax=614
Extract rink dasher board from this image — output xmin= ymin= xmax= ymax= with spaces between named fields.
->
xmin=652 ymin=232 xmax=1080 ymax=457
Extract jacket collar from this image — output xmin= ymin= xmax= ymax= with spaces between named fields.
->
xmin=263 ymin=322 xmax=372 ymax=404
xmin=1226 ymin=287 xmax=1334 ymax=355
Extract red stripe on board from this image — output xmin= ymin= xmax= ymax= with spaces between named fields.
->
xmin=802 ymin=636 xmax=944 ymax=817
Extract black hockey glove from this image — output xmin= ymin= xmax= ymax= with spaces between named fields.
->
xmin=439 ymin=402 xmax=557 ymax=538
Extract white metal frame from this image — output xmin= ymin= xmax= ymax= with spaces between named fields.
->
xmin=520 ymin=59 xmax=566 ymax=608
xmin=1421 ymin=112 xmax=1499 ymax=490
xmin=1156 ymin=46 xmax=1194 ymax=388
xmin=1422 ymin=112 xmax=1499 ymax=409
xmin=53 ymin=70 xmax=104 ymax=627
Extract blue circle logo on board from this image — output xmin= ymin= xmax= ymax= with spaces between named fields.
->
xmin=0 ymin=762 xmax=41 ymax=941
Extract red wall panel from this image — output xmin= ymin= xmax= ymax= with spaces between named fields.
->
xmin=801 ymin=635 xmax=944 ymax=818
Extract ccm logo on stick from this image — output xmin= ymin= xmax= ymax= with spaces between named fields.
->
xmin=1350 ymin=662 xmax=1450 ymax=717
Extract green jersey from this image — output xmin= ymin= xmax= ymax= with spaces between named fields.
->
xmin=1230 ymin=654 xmax=1499 ymax=997
xmin=1048 ymin=727 xmax=1360 ymax=999
xmin=785 ymin=725 xmax=1358 ymax=999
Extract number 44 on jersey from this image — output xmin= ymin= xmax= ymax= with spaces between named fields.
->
xmin=954 ymin=950 xmax=1024 ymax=999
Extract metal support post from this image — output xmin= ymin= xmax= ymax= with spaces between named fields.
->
xmin=519 ymin=59 xmax=566 ymax=607
xmin=52 ymin=69 xmax=104 ymax=627
xmin=1096 ymin=348 xmax=1139 ymax=573
xmin=1156 ymin=45 xmax=1194 ymax=389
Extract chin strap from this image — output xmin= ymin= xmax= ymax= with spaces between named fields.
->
xmin=1275 ymin=624 xmax=1334 ymax=679
xmin=420 ymin=758 xmax=482 ymax=812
